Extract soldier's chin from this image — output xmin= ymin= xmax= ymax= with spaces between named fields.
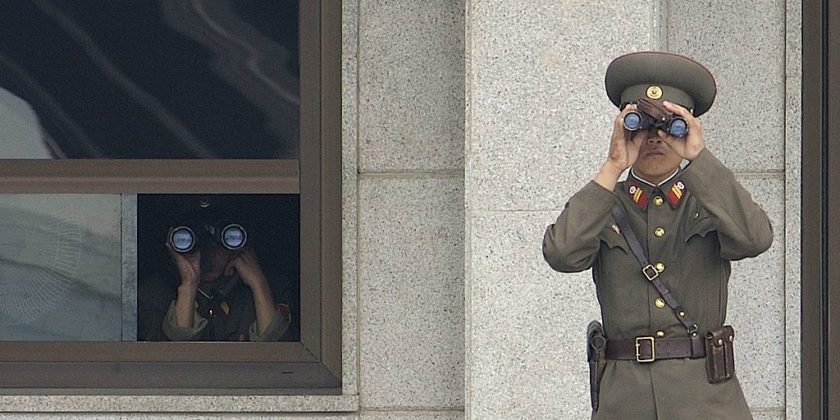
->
xmin=199 ymin=271 xmax=222 ymax=283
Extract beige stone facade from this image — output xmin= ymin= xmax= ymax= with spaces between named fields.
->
xmin=4 ymin=0 xmax=800 ymax=418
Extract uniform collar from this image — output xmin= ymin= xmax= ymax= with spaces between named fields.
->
xmin=625 ymin=169 xmax=687 ymax=210
xmin=629 ymin=168 xmax=678 ymax=188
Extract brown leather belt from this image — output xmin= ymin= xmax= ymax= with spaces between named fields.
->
xmin=606 ymin=336 xmax=706 ymax=363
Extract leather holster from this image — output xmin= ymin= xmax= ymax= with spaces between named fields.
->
xmin=587 ymin=320 xmax=607 ymax=410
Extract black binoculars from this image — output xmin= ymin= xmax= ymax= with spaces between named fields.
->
xmin=622 ymin=98 xmax=689 ymax=138
xmin=169 ymin=221 xmax=247 ymax=253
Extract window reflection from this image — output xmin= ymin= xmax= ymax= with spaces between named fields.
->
xmin=0 ymin=0 xmax=299 ymax=159
xmin=0 ymin=87 xmax=53 ymax=158
xmin=0 ymin=195 xmax=123 ymax=341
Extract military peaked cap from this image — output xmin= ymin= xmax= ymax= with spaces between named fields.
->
xmin=605 ymin=51 xmax=717 ymax=117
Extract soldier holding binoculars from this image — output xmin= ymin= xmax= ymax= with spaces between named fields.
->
xmin=543 ymin=52 xmax=773 ymax=419
xmin=139 ymin=201 xmax=290 ymax=342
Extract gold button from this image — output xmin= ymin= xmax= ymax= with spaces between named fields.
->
xmin=654 ymin=298 xmax=666 ymax=308
xmin=654 ymin=227 xmax=665 ymax=237
xmin=656 ymin=330 xmax=665 ymax=337
xmin=653 ymin=196 xmax=664 ymax=206
xmin=654 ymin=262 xmax=665 ymax=272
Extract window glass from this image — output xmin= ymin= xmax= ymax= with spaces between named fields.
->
xmin=0 ymin=1 xmax=299 ymax=159
xmin=0 ymin=195 xmax=123 ymax=340
xmin=0 ymin=193 xmax=301 ymax=343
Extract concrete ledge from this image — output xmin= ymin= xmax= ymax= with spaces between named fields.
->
xmin=0 ymin=395 xmax=359 ymax=413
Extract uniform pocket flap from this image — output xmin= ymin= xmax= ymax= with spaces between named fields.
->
xmin=599 ymin=224 xmax=629 ymax=252
xmin=685 ymin=214 xmax=716 ymax=241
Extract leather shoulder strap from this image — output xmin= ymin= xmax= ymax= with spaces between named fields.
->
xmin=610 ymin=204 xmax=699 ymax=335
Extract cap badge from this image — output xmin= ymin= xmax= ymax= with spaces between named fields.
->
xmin=646 ymin=85 xmax=663 ymax=100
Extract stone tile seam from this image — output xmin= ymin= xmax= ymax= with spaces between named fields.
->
xmin=459 ymin=170 xmax=783 ymax=187
xmin=352 ymin=0 xmax=364 ymax=405
xmin=463 ymin=0 xmax=475 ymax=418
xmin=465 ymin=171 xmax=785 ymax=212
xmin=351 ymin=162 xmax=783 ymax=185
xmin=750 ymin=407 xmax=786 ymax=413
xmin=354 ymin=0 xmax=362 ymax=193
xmin=784 ymin=0 xmax=800 ymax=79
xmin=732 ymin=171 xmax=785 ymax=178
xmin=359 ymin=408 xmax=465 ymax=412
xmin=342 ymin=0 xmax=365 ymax=404
xmin=354 ymin=0 xmax=366 ymax=405
xmin=358 ymin=407 xmax=465 ymax=414
xmin=469 ymin=198 xmax=786 ymax=213
xmin=653 ymin=0 xmax=667 ymax=51
xmin=359 ymin=171 xmax=464 ymax=180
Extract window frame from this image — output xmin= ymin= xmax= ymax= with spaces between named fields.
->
xmin=0 ymin=0 xmax=342 ymax=392
xmin=802 ymin=0 xmax=840 ymax=416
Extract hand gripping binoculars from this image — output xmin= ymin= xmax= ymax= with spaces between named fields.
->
xmin=622 ymin=98 xmax=688 ymax=138
xmin=169 ymin=221 xmax=247 ymax=253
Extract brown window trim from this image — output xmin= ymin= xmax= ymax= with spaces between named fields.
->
xmin=802 ymin=0 xmax=840 ymax=417
xmin=0 ymin=0 xmax=341 ymax=393
xmin=0 ymin=160 xmax=300 ymax=193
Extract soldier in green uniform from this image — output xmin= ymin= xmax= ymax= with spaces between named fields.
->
xmin=542 ymin=52 xmax=773 ymax=419
xmin=138 ymin=200 xmax=292 ymax=342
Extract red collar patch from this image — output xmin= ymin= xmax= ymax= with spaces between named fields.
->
xmin=626 ymin=179 xmax=687 ymax=210
xmin=627 ymin=181 xmax=649 ymax=209
xmin=666 ymin=179 xmax=687 ymax=208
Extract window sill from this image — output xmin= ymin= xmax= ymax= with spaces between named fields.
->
xmin=0 ymin=394 xmax=359 ymax=413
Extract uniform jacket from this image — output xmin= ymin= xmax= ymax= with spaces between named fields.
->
xmin=543 ymin=149 xmax=773 ymax=419
xmin=138 ymin=275 xmax=290 ymax=342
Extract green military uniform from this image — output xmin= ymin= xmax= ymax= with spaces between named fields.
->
xmin=542 ymin=52 xmax=773 ymax=419
xmin=138 ymin=273 xmax=291 ymax=342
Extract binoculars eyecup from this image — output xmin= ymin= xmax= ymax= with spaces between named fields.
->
xmin=623 ymin=112 xmax=644 ymax=131
xmin=667 ymin=117 xmax=688 ymax=137
xmin=170 ymin=226 xmax=197 ymax=253
xmin=219 ymin=224 xmax=247 ymax=251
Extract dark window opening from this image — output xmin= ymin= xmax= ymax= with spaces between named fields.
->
xmin=136 ymin=194 xmax=301 ymax=342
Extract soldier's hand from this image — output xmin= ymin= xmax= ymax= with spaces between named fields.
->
xmin=596 ymin=105 xmax=645 ymax=190
xmin=660 ymin=101 xmax=705 ymax=161
xmin=606 ymin=104 xmax=646 ymax=171
xmin=227 ymin=248 xmax=270 ymax=290
xmin=165 ymin=236 xmax=200 ymax=289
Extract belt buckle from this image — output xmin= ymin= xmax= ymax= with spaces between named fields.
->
xmin=635 ymin=336 xmax=656 ymax=363
xmin=642 ymin=264 xmax=659 ymax=281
